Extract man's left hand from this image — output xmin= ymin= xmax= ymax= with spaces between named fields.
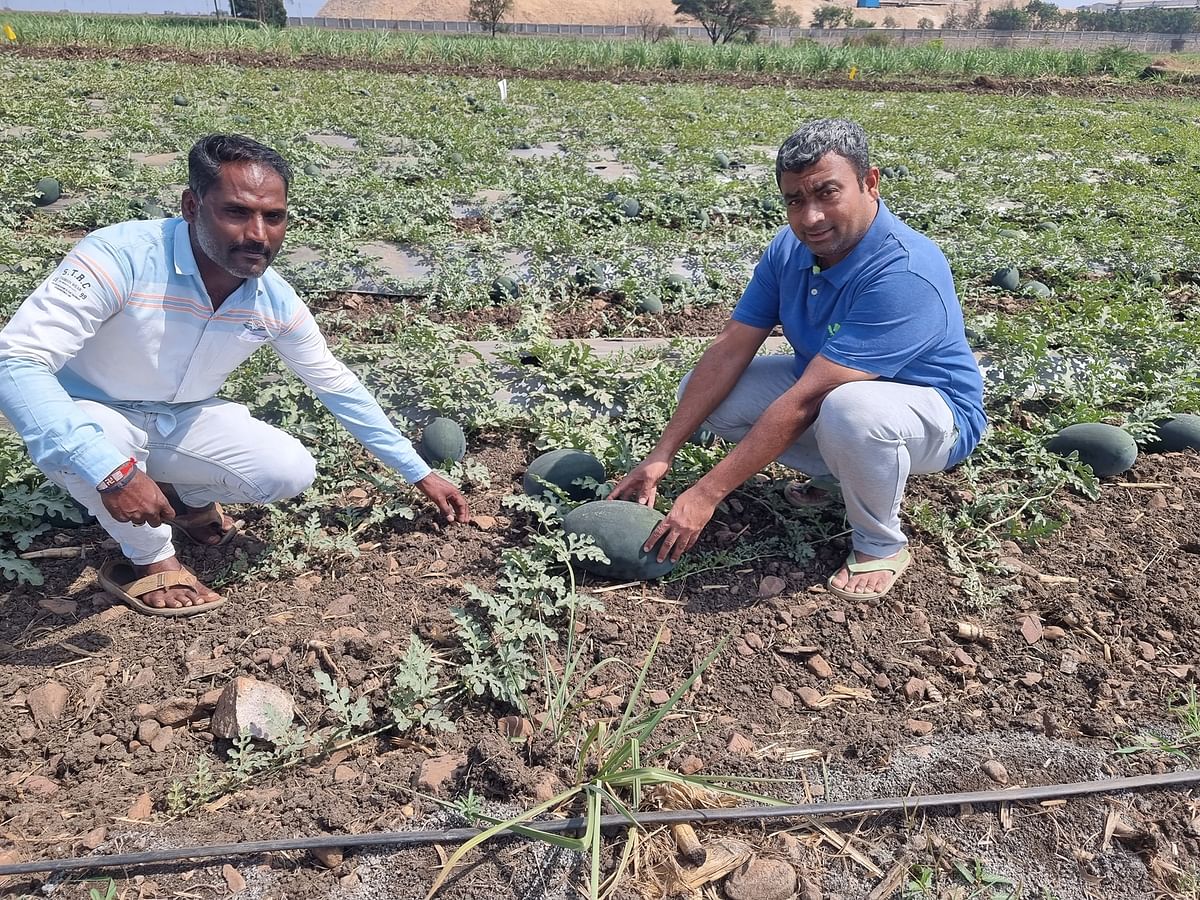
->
xmin=415 ymin=473 xmax=471 ymax=524
xmin=643 ymin=487 xmax=718 ymax=563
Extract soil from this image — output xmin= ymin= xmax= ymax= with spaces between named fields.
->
xmin=4 ymin=40 xmax=1200 ymax=900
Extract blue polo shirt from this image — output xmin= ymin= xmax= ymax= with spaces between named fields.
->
xmin=733 ymin=200 xmax=985 ymax=467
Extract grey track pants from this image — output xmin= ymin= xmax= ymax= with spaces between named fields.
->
xmin=686 ymin=356 xmax=958 ymax=557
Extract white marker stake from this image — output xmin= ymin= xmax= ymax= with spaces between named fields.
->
xmin=497 ymin=79 xmax=508 ymax=102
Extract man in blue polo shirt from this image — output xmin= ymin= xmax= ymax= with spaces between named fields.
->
xmin=611 ymin=119 xmax=985 ymax=600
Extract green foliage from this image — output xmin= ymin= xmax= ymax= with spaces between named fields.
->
xmin=1115 ymin=687 xmax=1200 ymax=760
xmin=1074 ymin=6 xmax=1199 ymax=33
xmin=88 ymin=880 xmax=117 ymax=900
xmin=984 ymin=4 xmax=1031 ymax=30
xmin=453 ymin=495 xmax=608 ymax=706
xmin=811 ymin=4 xmax=853 ymax=28
xmin=231 ymin=0 xmax=287 ymax=28
xmin=388 ymin=635 xmax=455 ymax=734
xmin=673 ymin=0 xmax=778 ymax=44
xmin=468 ymin=0 xmax=514 ymax=36
xmin=313 ymin=669 xmax=371 ymax=739
xmin=0 ymin=432 xmax=83 ymax=585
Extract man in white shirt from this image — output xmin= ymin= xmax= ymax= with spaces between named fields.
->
xmin=0 ymin=134 xmax=469 ymax=615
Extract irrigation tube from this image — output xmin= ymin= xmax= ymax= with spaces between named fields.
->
xmin=3 ymin=769 xmax=1199 ymax=877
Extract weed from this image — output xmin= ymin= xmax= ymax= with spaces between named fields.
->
xmin=314 ymin=669 xmax=371 ymax=739
xmin=389 ymin=634 xmax=455 ymax=734
xmin=1115 ymin=686 xmax=1200 ymax=759
xmin=87 ymin=879 xmax=117 ymax=900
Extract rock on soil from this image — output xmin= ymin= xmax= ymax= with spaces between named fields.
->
xmin=417 ymin=752 xmax=467 ymax=794
xmin=210 ymin=677 xmax=295 ymax=741
xmin=26 ymin=681 xmax=69 ymax=725
xmin=724 ymin=857 xmax=798 ymax=900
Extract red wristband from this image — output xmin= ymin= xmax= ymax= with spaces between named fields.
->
xmin=96 ymin=457 xmax=137 ymax=493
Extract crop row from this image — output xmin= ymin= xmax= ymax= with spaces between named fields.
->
xmin=3 ymin=13 xmax=1155 ymax=79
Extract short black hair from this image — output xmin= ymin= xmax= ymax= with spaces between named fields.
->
xmin=187 ymin=134 xmax=292 ymax=198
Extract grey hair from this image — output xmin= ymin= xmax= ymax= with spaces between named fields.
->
xmin=188 ymin=133 xmax=292 ymax=198
xmin=775 ymin=119 xmax=870 ymax=187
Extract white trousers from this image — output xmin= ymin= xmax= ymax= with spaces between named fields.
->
xmin=44 ymin=399 xmax=316 ymax=566
xmin=687 ymin=356 xmax=958 ymax=557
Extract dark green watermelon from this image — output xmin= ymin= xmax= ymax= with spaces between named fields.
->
xmin=1047 ymin=423 xmax=1137 ymax=476
xmin=1143 ymin=414 xmax=1200 ymax=453
xmin=34 ymin=177 xmax=61 ymax=207
xmin=419 ymin=417 xmax=466 ymax=463
xmin=990 ymin=266 xmax=1020 ymax=291
xmin=636 ymin=296 xmax=663 ymax=315
xmin=489 ymin=276 xmax=520 ymax=303
xmin=562 ymin=500 xmax=675 ymax=581
xmin=523 ymin=449 xmax=605 ymax=501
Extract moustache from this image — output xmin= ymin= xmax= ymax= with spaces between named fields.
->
xmin=232 ymin=242 xmax=271 ymax=257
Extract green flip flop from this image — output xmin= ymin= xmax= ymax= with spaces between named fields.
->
xmin=826 ymin=548 xmax=912 ymax=601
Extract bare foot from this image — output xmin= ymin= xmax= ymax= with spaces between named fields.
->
xmin=132 ymin=557 xmax=223 ymax=609
xmin=828 ymin=549 xmax=909 ymax=597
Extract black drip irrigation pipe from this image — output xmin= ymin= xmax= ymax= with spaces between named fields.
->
xmin=3 ymin=769 xmax=1199 ymax=877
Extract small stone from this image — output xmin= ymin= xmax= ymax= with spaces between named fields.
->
xmin=26 ymin=681 xmax=69 ymax=725
xmin=81 ymin=826 xmax=107 ymax=850
xmin=149 ymin=726 xmax=174 ymax=753
xmin=471 ymin=515 xmax=497 ymax=531
xmin=827 ymin=609 xmax=846 ymax=624
xmin=130 ymin=667 xmax=155 ymax=689
xmin=268 ymin=652 xmax=286 ymax=669
xmin=498 ymin=715 xmax=533 ymax=741
xmin=1042 ymin=626 xmax=1067 ymax=641
xmin=600 ymin=694 xmax=623 ymax=714
xmin=325 ymin=594 xmax=354 ymax=617
xmin=873 ymin=673 xmax=891 ymax=690
xmin=39 ymin=597 xmax=78 ymax=616
xmin=648 ymin=690 xmax=671 ymax=705
xmin=18 ymin=724 xmax=37 ymax=740
xmin=981 ymin=759 xmax=1009 ymax=784
xmin=734 ymin=640 xmax=755 ymax=658
xmin=1019 ymin=671 xmax=1043 ymax=687
xmin=905 ymin=718 xmax=934 ymax=735
xmin=849 ymin=660 xmax=871 ymax=679
xmin=1060 ymin=653 xmax=1080 ymax=675
xmin=1136 ymin=641 xmax=1157 ymax=661
xmin=210 ymin=677 xmax=294 ymax=741
xmin=222 ymin=864 xmax=246 ymax=893
xmin=127 ymin=791 xmax=153 ymax=820
xmin=97 ymin=605 xmax=129 ymax=623
xmin=680 ymin=755 xmax=704 ymax=775
xmin=758 ymin=575 xmax=787 ymax=598
xmin=1021 ymin=614 xmax=1044 ymax=645
xmin=724 ymin=857 xmax=798 ymax=900
xmin=953 ymin=648 xmax=976 ymax=668
xmin=196 ymin=688 xmax=223 ymax=710
xmin=333 ymin=765 xmax=357 ymax=784
xmin=797 ymin=686 xmax=824 ymax=710
xmin=727 ymin=732 xmax=754 ymax=755
xmin=416 ymin=753 xmax=466 ymax=794
xmin=311 ymin=846 xmax=343 ymax=868
xmin=770 ymin=685 xmax=794 ymax=708
xmin=23 ymin=775 xmax=59 ymax=796
xmin=903 ymin=677 xmax=927 ymax=701
xmin=136 ymin=720 xmax=161 ymax=744
xmin=806 ymin=654 xmax=833 ymax=678
xmin=743 ymin=631 xmax=764 ymax=651
xmin=153 ymin=697 xmax=198 ymax=727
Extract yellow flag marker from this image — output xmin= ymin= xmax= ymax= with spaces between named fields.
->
xmin=3 ymin=24 xmax=17 ymax=42
xmin=849 ymin=66 xmax=859 ymax=81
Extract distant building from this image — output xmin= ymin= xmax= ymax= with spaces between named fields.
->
xmin=856 ymin=0 xmax=882 ymax=8
xmin=1087 ymin=0 xmax=1200 ymax=9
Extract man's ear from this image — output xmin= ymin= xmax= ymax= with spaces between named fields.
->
xmin=181 ymin=188 xmax=198 ymax=223
xmin=864 ymin=166 xmax=881 ymax=198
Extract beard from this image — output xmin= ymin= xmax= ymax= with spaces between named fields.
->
xmin=193 ymin=217 xmax=274 ymax=279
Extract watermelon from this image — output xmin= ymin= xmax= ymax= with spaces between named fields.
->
xmin=523 ymin=449 xmax=605 ymax=501
xmin=419 ymin=418 xmax=466 ymax=464
xmin=990 ymin=266 xmax=1020 ymax=291
xmin=563 ymin=500 xmax=675 ymax=581
xmin=173 ymin=94 xmax=189 ymax=107
xmin=303 ymin=163 xmax=322 ymax=176
xmin=636 ymin=296 xmax=664 ymax=315
xmin=1047 ymin=423 xmax=1137 ymax=476
xmin=998 ymin=228 xmax=1023 ymax=239
xmin=663 ymin=274 xmax=688 ymax=292
xmin=618 ymin=197 xmax=641 ymax=219
xmin=1022 ymin=280 xmax=1052 ymax=299
xmin=34 ymin=177 xmax=61 ymax=207
xmin=1143 ymin=414 xmax=1200 ymax=453
xmin=713 ymin=151 xmax=731 ymax=170
xmin=489 ymin=276 xmax=520 ymax=303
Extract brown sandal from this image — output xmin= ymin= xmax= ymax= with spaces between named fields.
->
xmin=168 ymin=502 xmax=239 ymax=547
xmin=97 ymin=559 xmax=226 ymax=617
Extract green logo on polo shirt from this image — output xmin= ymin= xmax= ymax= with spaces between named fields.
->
xmin=827 ymin=323 xmax=841 ymax=337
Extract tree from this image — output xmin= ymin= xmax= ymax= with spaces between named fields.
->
xmin=469 ymin=0 xmax=514 ymax=36
xmin=984 ymin=3 xmax=1031 ymax=29
xmin=634 ymin=6 xmax=674 ymax=40
xmin=882 ymin=14 xmax=898 ymax=27
xmin=673 ymin=0 xmax=778 ymax=44
xmin=774 ymin=7 xmax=804 ymax=26
xmin=917 ymin=16 xmax=935 ymax=28
xmin=961 ymin=0 xmax=984 ymax=27
xmin=941 ymin=5 xmax=961 ymax=28
xmin=231 ymin=0 xmax=286 ymax=27
xmin=1023 ymin=0 xmax=1059 ymax=28
xmin=811 ymin=3 xmax=853 ymax=28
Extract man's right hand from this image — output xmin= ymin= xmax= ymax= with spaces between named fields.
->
xmin=609 ymin=456 xmax=672 ymax=507
xmin=100 ymin=468 xmax=176 ymax=527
